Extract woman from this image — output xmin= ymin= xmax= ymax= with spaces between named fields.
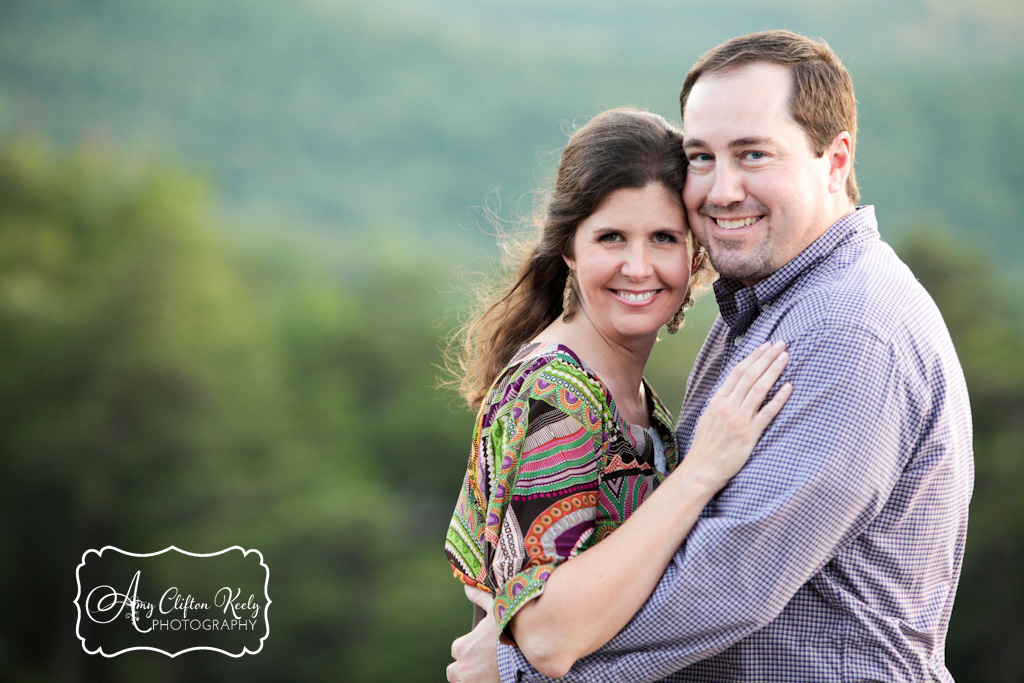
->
xmin=444 ymin=108 xmax=791 ymax=679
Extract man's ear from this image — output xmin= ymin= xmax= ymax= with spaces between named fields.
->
xmin=826 ymin=131 xmax=853 ymax=195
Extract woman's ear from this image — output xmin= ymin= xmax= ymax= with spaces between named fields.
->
xmin=690 ymin=245 xmax=706 ymax=274
xmin=563 ymin=254 xmax=575 ymax=271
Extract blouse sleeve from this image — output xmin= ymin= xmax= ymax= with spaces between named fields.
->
xmin=447 ymin=361 xmax=607 ymax=640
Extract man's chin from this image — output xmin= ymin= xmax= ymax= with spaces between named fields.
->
xmin=708 ymin=253 xmax=773 ymax=284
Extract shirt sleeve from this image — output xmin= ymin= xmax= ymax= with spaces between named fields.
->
xmin=450 ymin=364 xmax=607 ymax=641
xmin=499 ymin=323 xmax=910 ymax=682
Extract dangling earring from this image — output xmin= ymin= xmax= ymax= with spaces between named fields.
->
xmin=562 ymin=270 xmax=577 ymax=323
xmin=667 ymin=294 xmax=694 ymax=334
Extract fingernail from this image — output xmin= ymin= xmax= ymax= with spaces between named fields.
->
xmin=773 ymin=340 xmax=786 ymax=349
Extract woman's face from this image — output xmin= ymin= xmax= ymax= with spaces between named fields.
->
xmin=565 ymin=182 xmax=693 ymax=348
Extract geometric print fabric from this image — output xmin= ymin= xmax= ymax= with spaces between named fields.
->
xmin=445 ymin=341 xmax=679 ymax=639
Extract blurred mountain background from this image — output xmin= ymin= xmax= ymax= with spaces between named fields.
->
xmin=1 ymin=0 xmax=1021 ymax=680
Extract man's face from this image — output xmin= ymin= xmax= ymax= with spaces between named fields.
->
xmin=682 ymin=62 xmax=840 ymax=286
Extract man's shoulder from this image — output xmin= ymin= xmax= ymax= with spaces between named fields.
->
xmin=781 ymin=238 xmax=941 ymax=341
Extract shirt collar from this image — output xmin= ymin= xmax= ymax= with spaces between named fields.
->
xmin=713 ymin=206 xmax=879 ymax=334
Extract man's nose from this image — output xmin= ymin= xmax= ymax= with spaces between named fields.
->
xmin=707 ymin=163 xmax=745 ymax=206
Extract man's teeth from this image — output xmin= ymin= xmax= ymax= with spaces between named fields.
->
xmin=715 ymin=217 xmax=760 ymax=230
xmin=617 ymin=290 xmax=657 ymax=302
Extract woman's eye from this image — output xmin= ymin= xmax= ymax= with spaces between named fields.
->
xmin=652 ymin=232 xmax=676 ymax=244
xmin=597 ymin=232 xmax=624 ymax=243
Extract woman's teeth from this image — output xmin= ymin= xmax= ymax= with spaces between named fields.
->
xmin=616 ymin=290 xmax=657 ymax=302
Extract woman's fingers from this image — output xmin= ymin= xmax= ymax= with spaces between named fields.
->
xmin=716 ymin=342 xmax=770 ymax=396
xmin=683 ymin=342 xmax=794 ymax=489
xmin=464 ymin=585 xmax=495 ymax=613
xmin=751 ymin=382 xmax=793 ymax=431
xmin=722 ymin=341 xmax=788 ymax=403
xmin=738 ymin=349 xmax=790 ymax=414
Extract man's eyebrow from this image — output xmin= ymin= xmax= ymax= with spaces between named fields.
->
xmin=731 ymin=136 xmax=773 ymax=148
xmin=682 ymin=136 xmax=775 ymax=150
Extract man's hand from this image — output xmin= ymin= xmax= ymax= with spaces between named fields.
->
xmin=446 ymin=586 xmax=501 ymax=683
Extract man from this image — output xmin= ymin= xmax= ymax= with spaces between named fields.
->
xmin=448 ymin=30 xmax=973 ymax=682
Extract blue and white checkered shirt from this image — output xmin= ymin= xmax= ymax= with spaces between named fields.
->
xmin=498 ymin=206 xmax=974 ymax=682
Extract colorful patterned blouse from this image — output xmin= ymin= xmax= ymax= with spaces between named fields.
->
xmin=445 ymin=342 xmax=679 ymax=639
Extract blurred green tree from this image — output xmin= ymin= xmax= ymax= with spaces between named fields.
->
xmin=0 ymin=142 xmax=454 ymax=681
xmin=898 ymin=228 xmax=1024 ymax=683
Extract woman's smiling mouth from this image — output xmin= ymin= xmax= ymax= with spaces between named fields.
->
xmin=613 ymin=289 xmax=660 ymax=303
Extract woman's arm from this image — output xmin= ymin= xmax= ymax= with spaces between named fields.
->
xmin=508 ymin=342 xmax=792 ymax=678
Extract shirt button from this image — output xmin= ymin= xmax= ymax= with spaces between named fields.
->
xmin=761 ymin=303 xmax=771 ymax=312
xmin=733 ymin=335 xmax=744 ymax=347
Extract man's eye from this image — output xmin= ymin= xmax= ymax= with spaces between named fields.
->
xmin=745 ymin=151 xmax=767 ymax=160
xmin=689 ymin=153 xmax=712 ymax=163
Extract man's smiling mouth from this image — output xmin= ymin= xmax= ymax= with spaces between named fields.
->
xmin=714 ymin=217 xmax=762 ymax=230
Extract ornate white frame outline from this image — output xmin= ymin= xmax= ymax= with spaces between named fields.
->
xmin=74 ymin=545 xmax=271 ymax=657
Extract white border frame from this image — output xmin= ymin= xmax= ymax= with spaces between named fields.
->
xmin=74 ymin=545 xmax=271 ymax=657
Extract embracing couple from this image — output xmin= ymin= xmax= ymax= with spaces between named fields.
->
xmin=443 ymin=30 xmax=973 ymax=683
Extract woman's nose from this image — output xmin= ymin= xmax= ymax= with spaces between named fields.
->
xmin=621 ymin=244 xmax=654 ymax=279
